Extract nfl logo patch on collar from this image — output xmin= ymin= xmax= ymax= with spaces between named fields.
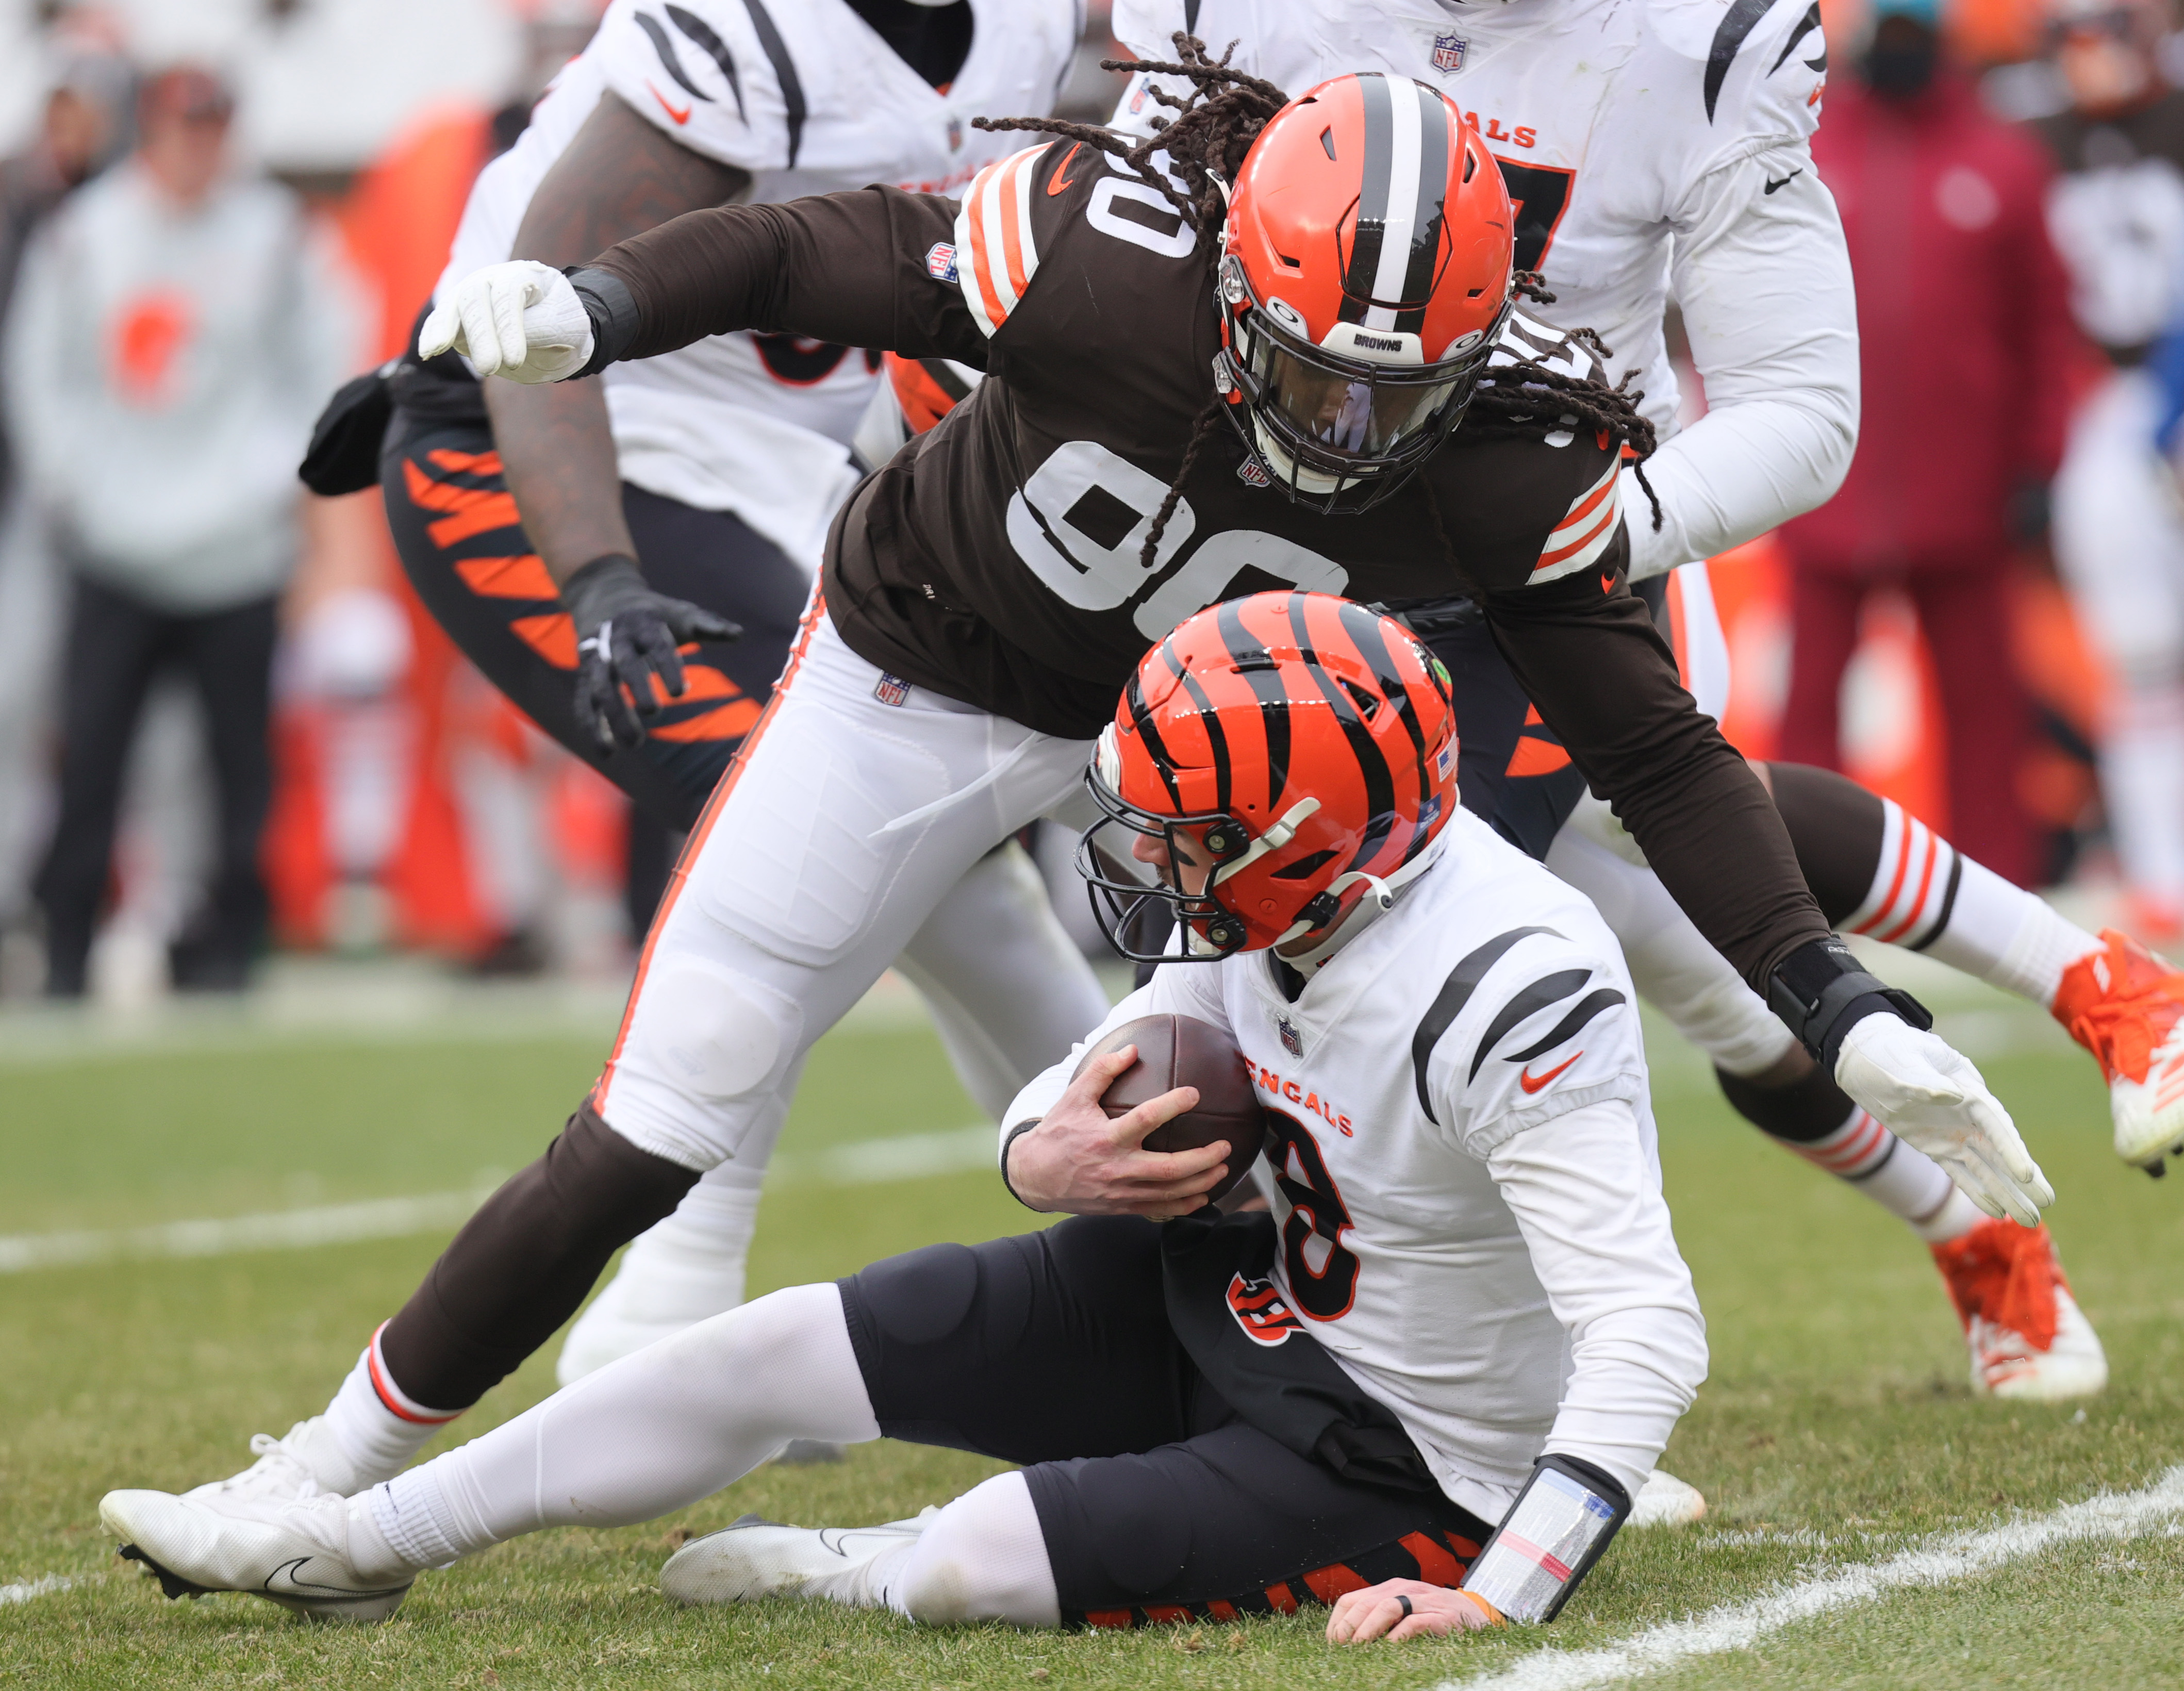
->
xmin=874 ymin=673 xmax=913 ymax=707
xmin=925 ymin=242 xmax=958 ymax=283
xmin=1431 ymin=34 xmax=1467 ymax=73
xmin=1278 ymin=1016 xmax=1304 ymax=1057
xmin=947 ymin=116 xmax=963 ymax=152
xmin=1238 ymin=455 xmax=1272 ymax=488
xmin=1129 ymin=78 xmax=1151 ymax=115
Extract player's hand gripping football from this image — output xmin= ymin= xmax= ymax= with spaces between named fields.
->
xmin=561 ymin=554 xmax=741 ymax=750
xmin=1835 ymin=1014 xmax=2054 ymax=1226
xmin=418 ymin=260 xmax=594 ymax=383
xmin=1006 ymin=1045 xmax=1233 ymax=1218
xmin=1325 ymin=1580 xmax=1500 ymax=1644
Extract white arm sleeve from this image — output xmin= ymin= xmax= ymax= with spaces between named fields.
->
xmin=1626 ymin=153 xmax=1859 ymax=581
xmin=1483 ymin=1099 xmax=1709 ymax=1499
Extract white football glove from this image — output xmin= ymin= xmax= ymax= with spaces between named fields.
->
xmin=418 ymin=260 xmax=594 ymax=383
xmin=1834 ymin=1014 xmax=2053 ymax=1226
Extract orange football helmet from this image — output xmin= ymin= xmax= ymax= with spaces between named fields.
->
xmin=1078 ymin=591 xmax=1459 ymax=961
xmin=1217 ymin=73 xmax=1514 ymax=512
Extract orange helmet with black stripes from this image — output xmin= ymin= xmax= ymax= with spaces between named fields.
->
xmin=1077 ymin=591 xmax=1458 ymax=961
xmin=1216 ymin=73 xmax=1514 ymax=513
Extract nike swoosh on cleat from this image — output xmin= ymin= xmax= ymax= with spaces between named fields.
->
xmin=1764 ymin=169 xmax=1803 ymax=194
xmin=1519 ymin=1052 xmax=1583 ymax=1093
xmin=263 ymin=1556 xmax=408 ymax=1604
xmin=1047 ymin=141 xmax=1084 ymax=195
xmin=649 ymin=82 xmax=693 ymax=125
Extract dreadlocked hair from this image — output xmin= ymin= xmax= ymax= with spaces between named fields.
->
xmin=1464 ymin=354 xmax=1665 ymax=533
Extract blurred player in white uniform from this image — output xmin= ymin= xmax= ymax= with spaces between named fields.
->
xmin=2039 ymin=0 xmax=2184 ymax=932
xmin=101 ymin=594 xmax=1706 ymax=1637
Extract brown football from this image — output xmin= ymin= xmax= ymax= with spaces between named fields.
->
xmin=1071 ymin=1013 xmax=1268 ymax=1202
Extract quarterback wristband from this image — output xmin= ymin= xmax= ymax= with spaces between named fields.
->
xmin=565 ymin=266 xmax=641 ymax=378
xmin=1461 ymin=1453 xmax=1631 ymax=1624
xmin=999 ymin=1121 xmax=1040 ymax=1211
xmin=1766 ymin=936 xmax=1932 ymax=1075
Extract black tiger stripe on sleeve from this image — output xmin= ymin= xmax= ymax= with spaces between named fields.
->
xmin=1410 ymin=926 xmax=1563 ymax=1122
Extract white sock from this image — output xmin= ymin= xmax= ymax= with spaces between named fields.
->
xmin=371 ymin=1283 xmax=879 ymax=1563
xmin=1779 ymin=1106 xmax=1975 ymax=1242
xmin=1844 ymin=797 xmax=2100 ymax=1008
xmin=2101 ymin=678 xmax=2184 ymax=908
xmin=320 ymin=1327 xmax=461 ymax=1493
xmin=613 ymin=1173 xmax=763 ymax=1325
xmin=885 ymin=1471 xmax=1061 ymax=1628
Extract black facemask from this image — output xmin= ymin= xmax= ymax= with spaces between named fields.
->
xmin=1864 ymin=35 xmax=1939 ymax=97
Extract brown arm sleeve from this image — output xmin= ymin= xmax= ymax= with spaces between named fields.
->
xmin=585 ymin=186 xmax=989 ymax=368
xmin=1485 ymin=566 xmax=1832 ymax=990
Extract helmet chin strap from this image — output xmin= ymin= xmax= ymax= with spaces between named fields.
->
xmin=1212 ymin=798 xmax=1320 ymax=884
xmin=1274 ymin=836 xmax=1448 ymax=976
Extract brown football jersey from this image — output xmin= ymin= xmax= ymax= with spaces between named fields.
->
xmin=588 ymin=144 xmax=1828 ymax=986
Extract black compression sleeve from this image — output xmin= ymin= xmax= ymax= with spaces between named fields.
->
xmin=376 ymin=1105 xmax=699 ymax=1410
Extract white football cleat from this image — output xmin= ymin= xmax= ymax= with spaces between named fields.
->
xmin=180 ymin=1419 xmax=355 ymax=1506
xmin=1931 ymin=1218 xmax=2109 ymax=1401
xmin=661 ymin=1508 xmax=937 ymax=1607
xmin=2049 ymin=929 xmax=2184 ymax=1171
xmin=1627 ymin=1469 xmax=1707 ymax=1528
xmin=102 ymin=1487 xmax=413 ymax=1622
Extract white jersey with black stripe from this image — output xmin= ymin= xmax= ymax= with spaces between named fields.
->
xmin=1004 ymin=807 xmax=1706 ymax=1519
xmin=437 ymin=0 xmax=1079 ymax=567
xmin=1112 ymin=0 xmax=1857 ymax=581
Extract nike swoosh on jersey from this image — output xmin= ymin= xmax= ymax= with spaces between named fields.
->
xmin=1518 ymin=1052 xmax=1583 ymax=1093
xmin=648 ymin=82 xmax=693 ymax=125
xmin=1047 ymin=141 xmax=1083 ymax=195
xmin=1764 ymin=169 xmax=1804 ymax=194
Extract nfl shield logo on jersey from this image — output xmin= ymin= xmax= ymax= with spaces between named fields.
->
xmin=1431 ymin=34 xmax=1466 ymax=73
xmin=1278 ymin=1016 xmax=1303 ymax=1057
xmin=873 ymin=673 xmax=913 ymax=707
xmin=1237 ymin=454 xmax=1272 ymax=489
xmin=947 ymin=116 xmax=963 ymax=152
xmin=924 ymin=242 xmax=958 ymax=283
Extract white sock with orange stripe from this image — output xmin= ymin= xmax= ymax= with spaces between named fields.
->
xmin=321 ymin=1326 xmax=463 ymax=1494
xmin=1846 ymin=799 xmax=2099 ymax=1009
xmin=1780 ymin=1105 xmax=1980 ymax=1243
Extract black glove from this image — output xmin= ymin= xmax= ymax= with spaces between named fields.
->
xmin=562 ymin=553 xmax=741 ymax=750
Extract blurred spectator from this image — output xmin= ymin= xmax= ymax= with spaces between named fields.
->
xmin=6 ymin=65 xmax=357 ymax=996
xmin=1777 ymin=0 xmax=2076 ymax=887
xmin=2037 ymin=0 xmax=2184 ymax=936
xmin=0 ymin=45 xmax=132 ymax=987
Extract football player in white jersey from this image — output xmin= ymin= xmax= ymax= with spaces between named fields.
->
xmin=205 ymin=0 xmax=1101 ymax=1499
xmin=100 ymin=593 xmax=1708 ymax=1636
xmin=1093 ymin=2 xmax=2136 ymax=1395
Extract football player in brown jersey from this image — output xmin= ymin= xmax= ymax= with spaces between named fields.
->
xmin=103 ymin=58 xmax=2049 ymax=1567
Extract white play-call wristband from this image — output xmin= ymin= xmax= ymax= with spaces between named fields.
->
xmin=1461 ymin=1456 xmax=1628 ymax=1624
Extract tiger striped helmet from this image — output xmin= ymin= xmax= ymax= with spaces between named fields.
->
xmin=1216 ymin=73 xmax=1514 ymax=513
xmin=1077 ymin=591 xmax=1459 ymax=963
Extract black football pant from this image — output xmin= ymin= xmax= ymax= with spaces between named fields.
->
xmin=840 ymin=1215 xmax=1493 ymax=1627
xmin=34 ymin=573 xmax=277 ymax=997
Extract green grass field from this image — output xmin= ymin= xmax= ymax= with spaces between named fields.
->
xmin=4 ymin=983 xmax=2183 ymax=1689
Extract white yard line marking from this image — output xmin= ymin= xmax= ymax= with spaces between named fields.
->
xmin=1448 ymin=1464 xmax=2184 ymax=1691
xmin=0 ymin=1574 xmax=73 ymax=1604
xmin=0 ymin=1127 xmax=997 ymax=1274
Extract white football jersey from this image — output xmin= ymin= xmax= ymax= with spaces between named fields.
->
xmin=437 ymin=0 xmax=1082 ymax=568
xmin=1007 ymin=808 xmax=1705 ymax=1521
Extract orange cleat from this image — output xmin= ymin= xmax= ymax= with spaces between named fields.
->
xmin=2051 ymin=929 xmax=2184 ymax=1171
xmin=1930 ymin=1219 xmax=2106 ymax=1401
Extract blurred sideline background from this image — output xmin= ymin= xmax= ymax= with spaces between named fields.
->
xmin=0 ymin=0 xmax=2139 ymax=1020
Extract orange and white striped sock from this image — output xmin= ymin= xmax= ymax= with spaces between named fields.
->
xmin=1846 ymin=798 xmax=2099 ymax=1009
xmin=1781 ymin=1105 xmax=1979 ymax=1243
